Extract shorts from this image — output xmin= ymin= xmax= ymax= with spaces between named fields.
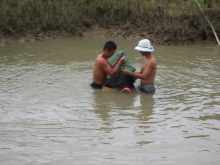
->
xmin=138 ymin=83 xmax=155 ymax=94
xmin=90 ymin=82 xmax=103 ymax=89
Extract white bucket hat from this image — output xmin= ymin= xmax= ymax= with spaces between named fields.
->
xmin=134 ymin=39 xmax=154 ymax=52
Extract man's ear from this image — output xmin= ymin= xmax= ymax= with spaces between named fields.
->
xmin=103 ymin=49 xmax=108 ymax=53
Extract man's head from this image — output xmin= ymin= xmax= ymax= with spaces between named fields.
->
xmin=103 ymin=41 xmax=117 ymax=58
xmin=134 ymin=39 xmax=154 ymax=53
xmin=103 ymin=41 xmax=117 ymax=51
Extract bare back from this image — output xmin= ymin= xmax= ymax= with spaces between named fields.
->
xmin=93 ymin=54 xmax=108 ymax=85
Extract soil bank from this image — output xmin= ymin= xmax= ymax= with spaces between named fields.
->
xmin=0 ymin=20 xmax=219 ymax=47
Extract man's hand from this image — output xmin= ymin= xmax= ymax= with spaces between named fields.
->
xmin=120 ymin=56 xmax=126 ymax=64
xmin=121 ymin=69 xmax=130 ymax=75
xmin=119 ymin=51 xmax=123 ymax=58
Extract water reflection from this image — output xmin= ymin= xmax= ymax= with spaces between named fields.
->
xmin=133 ymin=94 xmax=154 ymax=120
xmin=93 ymin=90 xmax=112 ymax=125
xmin=92 ymin=88 xmax=155 ymax=147
xmin=92 ymin=90 xmax=154 ymax=120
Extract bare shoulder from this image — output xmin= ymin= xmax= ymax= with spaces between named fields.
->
xmin=149 ymin=56 xmax=157 ymax=65
xmin=96 ymin=54 xmax=103 ymax=63
xmin=146 ymin=55 xmax=156 ymax=63
xmin=96 ymin=54 xmax=102 ymax=61
xmin=96 ymin=54 xmax=108 ymax=66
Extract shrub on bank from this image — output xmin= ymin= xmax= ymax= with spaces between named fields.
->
xmin=0 ymin=0 xmax=219 ymax=44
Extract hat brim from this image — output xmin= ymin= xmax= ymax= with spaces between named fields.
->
xmin=134 ymin=46 xmax=154 ymax=52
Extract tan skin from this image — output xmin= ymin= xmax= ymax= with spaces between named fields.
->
xmin=121 ymin=51 xmax=157 ymax=84
xmin=93 ymin=50 xmax=126 ymax=85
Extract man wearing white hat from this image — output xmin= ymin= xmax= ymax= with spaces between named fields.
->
xmin=121 ymin=39 xmax=157 ymax=93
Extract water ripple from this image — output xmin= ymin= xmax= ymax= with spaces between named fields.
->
xmin=0 ymin=39 xmax=220 ymax=165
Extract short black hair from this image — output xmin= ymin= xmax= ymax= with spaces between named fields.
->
xmin=103 ymin=41 xmax=117 ymax=51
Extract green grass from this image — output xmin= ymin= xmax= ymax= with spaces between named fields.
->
xmin=0 ymin=0 xmax=219 ymax=34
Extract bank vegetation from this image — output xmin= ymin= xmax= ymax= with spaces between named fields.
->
xmin=0 ymin=0 xmax=220 ymax=45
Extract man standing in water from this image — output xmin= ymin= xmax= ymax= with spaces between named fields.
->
xmin=91 ymin=41 xmax=126 ymax=88
xmin=121 ymin=39 xmax=157 ymax=94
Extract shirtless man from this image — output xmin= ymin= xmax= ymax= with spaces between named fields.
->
xmin=121 ymin=39 xmax=157 ymax=93
xmin=91 ymin=41 xmax=126 ymax=88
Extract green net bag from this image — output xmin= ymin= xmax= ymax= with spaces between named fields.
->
xmin=105 ymin=71 xmax=136 ymax=90
xmin=104 ymin=51 xmax=136 ymax=90
xmin=108 ymin=51 xmax=136 ymax=72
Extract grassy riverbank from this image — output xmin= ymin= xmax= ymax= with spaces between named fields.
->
xmin=0 ymin=0 xmax=220 ymax=46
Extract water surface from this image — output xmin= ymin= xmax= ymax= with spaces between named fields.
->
xmin=0 ymin=38 xmax=220 ymax=165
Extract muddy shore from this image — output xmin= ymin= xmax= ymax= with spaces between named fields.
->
xmin=0 ymin=22 xmax=218 ymax=48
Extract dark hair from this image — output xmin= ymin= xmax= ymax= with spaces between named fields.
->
xmin=103 ymin=41 xmax=117 ymax=51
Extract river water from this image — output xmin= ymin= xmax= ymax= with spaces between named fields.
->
xmin=0 ymin=38 xmax=220 ymax=165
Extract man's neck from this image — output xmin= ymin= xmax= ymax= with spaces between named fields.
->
xmin=101 ymin=53 xmax=107 ymax=59
xmin=144 ymin=53 xmax=152 ymax=59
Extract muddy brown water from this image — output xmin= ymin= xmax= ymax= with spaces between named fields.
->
xmin=0 ymin=38 xmax=220 ymax=165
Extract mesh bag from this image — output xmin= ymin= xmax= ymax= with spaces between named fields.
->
xmin=108 ymin=51 xmax=136 ymax=72
xmin=104 ymin=51 xmax=136 ymax=90
xmin=105 ymin=71 xmax=136 ymax=90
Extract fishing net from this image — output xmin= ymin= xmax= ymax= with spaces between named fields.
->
xmin=108 ymin=51 xmax=136 ymax=72
xmin=104 ymin=71 xmax=136 ymax=90
xmin=104 ymin=51 xmax=136 ymax=90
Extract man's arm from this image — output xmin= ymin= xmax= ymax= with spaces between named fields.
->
xmin=121 ymin=62 xmax=153 ymax=80
xmin=110 ymin=52 xmax=123 ymax=68
xmin=102 ymin=57 xmax=126 ymax=77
